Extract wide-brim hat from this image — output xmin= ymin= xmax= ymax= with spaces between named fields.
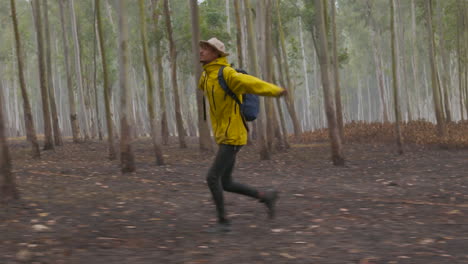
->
xmin=200 ymin=37 xmax=229 ymax=57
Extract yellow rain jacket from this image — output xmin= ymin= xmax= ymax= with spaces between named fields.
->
xmin=199 ymin=57 xmax=284 ymax=146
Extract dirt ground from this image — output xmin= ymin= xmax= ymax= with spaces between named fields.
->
xmin=1 ymin=137 xmax=467 ymax=264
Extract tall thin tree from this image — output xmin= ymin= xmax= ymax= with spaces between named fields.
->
xmin=150 ymin=0 xmax=169 ymax=145
xmin=93 ymin=4 xmax=103 ymax=141
xmin=70 ymin=0 xmax=90 ymax=140
xmin=410 ymin=0 xmax=421 ymax=119
xmin=189 ymin=0 xmax=212 ymax=152
xmin=96 ymin=0 xmax=117 ymax=159
xmin=43 ymin=0 xmax=63 ymax=146
xmin=263 ymin=0 xmax=277 ymax=153
xmin=275 ymin=0 xmax=302 ymax=137
xmin=311 ymin=0 xmax=345 ymax=165
xmin=140 ymin=0 xmax=165 ymax=165
xmin=436 ymin=2 xmax=452 ymax=123
xmin=233 ymin=0 xmax=244 ymax=69
xmin=243 ymin=0 xmax=269 ymax=159
xmin=426 ymin=0 xmax=446 ymax=137
xmin=163 ymin=0 xmax=187 ymax=148
xmin=32 ymin=0 xmax=54 ymax=150
xmin=10 ymin=0 xmax=40 ymax=158
xmin=390 ymin=0 xmax=403 ymax=154
xmin=58 ymin=0 xmax=81 ymax=143
xmin=118 ymin=0 xmax=136 ymax=172
xmin=0 ymin=80 xmax=19 ymax=201
xmin=330 ymin=0 xmax=344 ymax=142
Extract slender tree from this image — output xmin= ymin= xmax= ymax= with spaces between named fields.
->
xmin=463 ymin=1 xmax=468 ymax=119
xmin=189 ymin=0 xmax=212 ymax=152
xmin=243 ymin=0 xmax=269 ymax=159
xmin=330 ymin=0 xmax=344 ymax=142
xmin=32 ymin=0 xmax=54 ymax=150
xmin=140 ymin=0 xmax=165 ymax=165
xmin=426 ymin=0 xmax=446 ymax=137
xmin=58 ymin=0 xmax=81 ymax=143
xmin=275 ymin=0 xmax=302 ymax=137
xmin=93 ymin=4 xmax=103 ymax=141
xmin=435 ymin=2 xmax=452 ymax=123
xmin=0 ymin=81 xmax=19 ymax=201
xmin=233 ymin=0 xmax=244 ymax=69
xmin=367 ymin=1 xmax=390 ymax=123
xmin=457 ymin=0 xmax=467 ymax=120
xmin=263 ymin=0 xmax=277 ymax=153
xmin=395 ymin=0 xmax=411 ymax=122
xmin=311 ymin=0 xmax=345 ymax=165
xmin=10 ymin=0 xmax=40 ymax=158
xmin=273 ymin=36 xmax=290 ymax=149
xmin=70 ymin=0 xmax=90 ymax=140
xmin=150 ymin=0 xmax=169 ymax=145
xmin=163 ymin=0 xmax=187 ymax=148
xmin=118 ymin=0 xmax=136 ymax=172
xmin=410 ymin=0 xmax=421 ymax=119
xmin=390 ymin=0 xmax=403 ymax=154
xmin=96 ymin=0 xmax=117 ymax=159
xmin=43 ymin=0 xmax=63 ymax=146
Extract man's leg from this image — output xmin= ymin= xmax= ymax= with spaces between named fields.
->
xmin=221 ymin=145 xmax=259 ymax=198
xmin=221 ymin=145 xmax=279 ymax=219
xmin=206 ymin=144 xmax=237 ymax=223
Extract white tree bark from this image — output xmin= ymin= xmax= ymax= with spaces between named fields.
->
xmin=299 ymin=17 xmax=311 ymax=128
xmin=70 ymin=0 xmax=90 ymax=139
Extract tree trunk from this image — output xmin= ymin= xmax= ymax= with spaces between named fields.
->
xmin=312 ymin=0 xmax=345 ymax=166
xmin=299 ymin=17 xmax=311 ymax=129
xmin=273 ymin=35 xmax=290 ymax=148
xmin=150 ymin=0 xmax=169 ymax=145
xmin=70 ymin=0 xmax=90 ymax=140
xmin=264 ymin=0 xmax=276 ymax=153
xmin=456 ymin=0 xmax=463 ymax=120
xmin=426 ymin=0 xmax=446 ymax=137
xmin=330 ymin=0 xmax=344 ymax=142
xmin=463 ymin=1 xmax=468 ymax=119
xmin=189 ymin=0 xmax=213 ymax=152
xmin=234 ymin=0 xmax=244 ymax=69
xmin=394 ymin=0 xmax=411 ymax=122
xmin=275 ymin=0 xmax=302 ymax=137
xmin=43 ymin=0 xmax=63 ymax=146
xmin=58 ymin=0 xmax=81 ymax=143
xmin=10 ymin=0 xmax=40 ymax=158
xmin=118 ymin=0 xmax=136 ymax=173
xmin=410 ymin=0 xmax=421 ymax=120
xmin=140 ymin=0 xmax=165 ymax=165
xmin=370 ymin=28 xmax=389 ymax=122
xmin=436 ymin=2 xmax=452 ymax=123
xmin=32 ymin=0 xmax=54 ymax=151
xmin=225 ymin=0 xmax=231 ymax=35
xmin=391 ymin=0 xmax=403 ymax=154
xmin=457 ymin=0 xmax=467 ymax=121
xmin=93 ymin=5 xmax=103 ymax=141
xmin=163 ymin=0 xmax=187 ymax=148
xmin=244 ymin=0 xmax=269 ymax=159
xmin=0 ymin=81 xmax=19 ymax=201
xmin=96 ymin=0 xmax=117 ymax=159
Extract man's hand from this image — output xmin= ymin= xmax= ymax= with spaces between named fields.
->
xmin=279 ymin=88 xmax=288 ymax=97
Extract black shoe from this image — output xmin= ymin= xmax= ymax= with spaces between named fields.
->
xmin=205 ymin=221 xmax=231 ymax=233
xmin=260 ymin=189 xmax=279 ymax=219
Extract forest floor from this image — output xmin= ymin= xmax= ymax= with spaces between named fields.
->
xmin=1 ymin=123 xmax=468 ymax=264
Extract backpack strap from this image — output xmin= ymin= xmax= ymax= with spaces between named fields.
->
xmin=218 ymin=66 xmax=242 ymax=106
xmin=217 ymin=66 xmax=249 ymax=132
xmin=203 ymin=96 xmax=206 ymax=121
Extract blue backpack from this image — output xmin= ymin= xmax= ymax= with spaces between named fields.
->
xmin=217 ymin=66 xmax=260 ymax=122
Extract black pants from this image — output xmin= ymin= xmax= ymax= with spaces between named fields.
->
xmin=206 ymin=144 xmax=259 ymax=222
